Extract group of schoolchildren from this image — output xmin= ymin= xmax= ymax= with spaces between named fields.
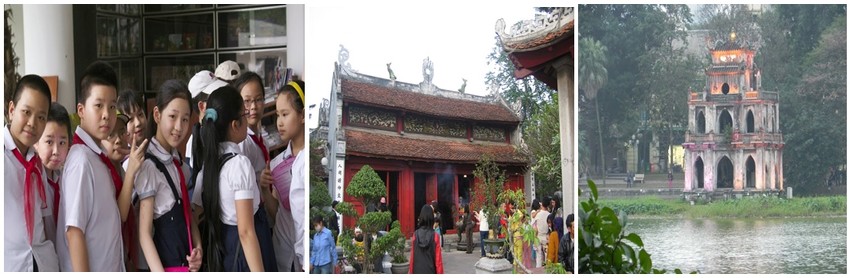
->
xmin=4 ymin=60 xmax=306 ymax=272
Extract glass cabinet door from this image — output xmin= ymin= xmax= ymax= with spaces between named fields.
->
xmin=144 ymin=13 xmax=215 ymax=53
xmin=96 ymin=16 xmax=119 ymax=58
xmin=97 ymin=16 xmax=141 ymax=58
xmin=145 ymin=54 xmax=215 ymax=92
xmin=217 ymin=6 xmax=287 ymax=49
xmin=119 ymin=60 xmax=142 ymax=92
xmin=98 ymin=4 xmax=140 ymax=15
xmin=218 ymin=48 xmax=287 ymax=98
xmin=143 ymin=4 xmax=213 ymax=14
xmin=118 ymin=17 xmax=141 ymax=56
xmin=104 ymin=60 xmax=141 ymax=93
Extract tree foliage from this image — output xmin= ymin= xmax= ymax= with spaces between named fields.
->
xmin=373 ymin=220 xmax=406 ymax=263
xmin=578 ymin=37 xmax=609 ymax=101
xmin=753 ymin=5 xmax=846 ymax=194
xmin=346 ymin=165 xmax=386 ymax=208
xmin=577 ymin=4 xmax=693 ymax=175
xmin=345 ymin=165 xmax=391 ymax=273
xmin=523 ymin=98 xmax=562 ymax=198
xmin=780 ymin=14 xmax=846 ymax=194
xmin=5 ymin=8 xmax=21 ymax=123
xmin=309 ymin=140 xmax=334 ymax=234
xmin=638 ymin=42 xmax=702 ymax=170
xmin=694 ymin=4 xmax=762 ymax=46
xmin=485 ymin=42 xmax=555 ymax=125
xmin=579 ymin=36 xmax=610 ymax=180
xmin=470 ymin=154 xmax=507 ymax=231
xmin=579 ymin=180 xmax=693 ymax=274
xmin=485 ymin=8 xmax=560 ymax=199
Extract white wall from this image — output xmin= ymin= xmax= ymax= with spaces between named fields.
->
xmin=22 ymin=4 xmax=75 ymax=110
xmin=6 ymin=4 xmax=25 ymax=76
xmin=287 ymin=4 xmax=305 ymax=79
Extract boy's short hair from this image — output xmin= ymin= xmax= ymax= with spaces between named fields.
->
xmin=78 ymin=61 xmax=118 ymax=103
xmin=13 ymin=74 xmax=52 ymax=104
xmin=47 ymin=102 xmax=72 ymax=138
xmin=312 ymin=215 xmax=324 ymax=225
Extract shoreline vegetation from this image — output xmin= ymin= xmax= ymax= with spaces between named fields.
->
xmin=596 ymin=196 xmax=847 ymax=218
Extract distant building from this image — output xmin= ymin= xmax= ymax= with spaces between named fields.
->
xmin=682 ymin=35 xmax=784 ymax=192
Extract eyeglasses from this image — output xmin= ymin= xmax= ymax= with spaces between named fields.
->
xmin=244 ymin=98 xmax=264 ymax=107
xmin=107 ymin=129 xmax=129 ymax=142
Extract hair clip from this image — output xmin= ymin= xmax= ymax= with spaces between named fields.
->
xmin=205 ymin=108 xmax=218 ymax=122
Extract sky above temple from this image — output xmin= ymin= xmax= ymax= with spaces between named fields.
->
xmin=306 ymin=4 xmax=541 ymax=128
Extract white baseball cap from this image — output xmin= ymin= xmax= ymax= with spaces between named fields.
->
xmin=188 ymin=70 xmax=228 ymax=99
xmin=215 ymin=60 xmax=241 ymax=81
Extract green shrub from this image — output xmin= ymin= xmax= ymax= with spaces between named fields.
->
xmin=579 ymin=180 xmax=692 ymax=274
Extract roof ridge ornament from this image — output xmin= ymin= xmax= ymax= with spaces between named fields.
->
xmin=338 ymin=44 xmax=356 ymax=73
xmin=422 ymin=57 xmax=434 ymax=84
xmin=459 ymin=78 xmax=467 ymax=94
xmin=490 ymin=83 xmax=523 ymax=121
xmin=387 ymin=62 xmax=397 ymax=85
xmin=495 ymin=7 xmax=574 ymax=51
xmin=420 ymin=57 xmax=435 ymax=93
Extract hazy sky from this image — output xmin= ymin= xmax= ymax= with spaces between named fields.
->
xmin=305 ymin=4 xmax=546 ymax=128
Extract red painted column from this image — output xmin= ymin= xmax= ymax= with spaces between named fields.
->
xmin=400 ymin=168 xmax=414 ymax=237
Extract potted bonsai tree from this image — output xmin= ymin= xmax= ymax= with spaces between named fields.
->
xmin=346 ymin=165 xmax=393 ymax=273
xmin=375 ymin=221 xmax=408 ymax=274
xmin=470 ymin=154 xmax=508 ymax=258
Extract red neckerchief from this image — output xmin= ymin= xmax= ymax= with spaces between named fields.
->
xmin=72 ymin=134 xmax=122 ymax=197
xmin=11 ymin=148 xmax=47 ymax=244
xmin=47 ymin=176 xmax=60 ymax=226
xmin=172 ymin=158 xmax=194 ymax=252
xmin=72 ymin=133 xmax=137 ymax=266
xmin=249 ymin=134 xmax=270 ymax=164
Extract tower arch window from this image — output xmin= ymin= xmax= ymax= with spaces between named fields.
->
xmin=719 ymin=109 xmax=733 ymax=134
xmin=746 ymin=110 xmax=755 ymax=133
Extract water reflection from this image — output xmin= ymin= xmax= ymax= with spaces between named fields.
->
xmin=627 ymin=217 xmax=847 ymax=274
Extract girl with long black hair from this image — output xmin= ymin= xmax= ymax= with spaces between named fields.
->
xmin=194 ymin=86 xmax=264 ymax=271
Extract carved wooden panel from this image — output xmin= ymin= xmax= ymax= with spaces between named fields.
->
xmin=348 ymin=105 xmax=396 ymax=130
xmin=404 ymin=114 xmax=466 ymax=138
xmin=474 ymin=125 xmax=506 ymax=142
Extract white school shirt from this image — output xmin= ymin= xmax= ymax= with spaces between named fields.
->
xmin=122 ymin=160 xmax=149 ymax=270
xmin=56 ymin=126 xmax=125 ymax=272
xmin=134 ymin=138 xmax=191 ymax=219
xmin=186 ymin=134 xmax=194 ymax=168
xmin=239 ymin=128 xmax=266 ymax=186
xmin=43 ymin=170 xmax=61 ymax=245
xmin=287 ymin=143 xmax=307 ymax=270
xmin=4 ymin=126 xmax=60 ymax=272
xmin=190 ymin=142 xmax=260 ymax=225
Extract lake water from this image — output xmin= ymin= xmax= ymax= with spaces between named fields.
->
xmin=627 ymin=217 xmax=847 ymax=274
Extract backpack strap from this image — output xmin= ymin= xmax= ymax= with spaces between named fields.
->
xmin=144 ymin=153 xmax=181 ymax=204
xmin=220 ymin=152 xmax=238 ymax=167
